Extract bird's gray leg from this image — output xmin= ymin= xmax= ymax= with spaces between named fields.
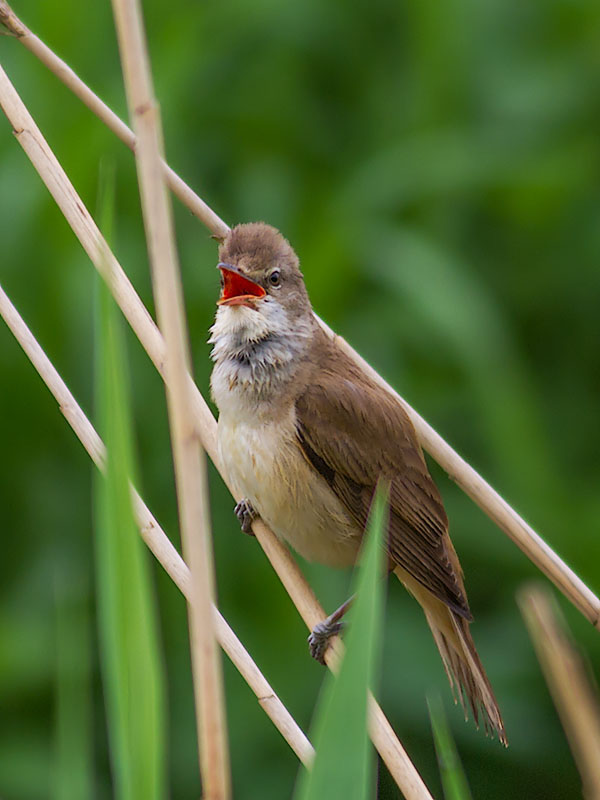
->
xmin=234 ymin=498 xmax=258 ymax=535
xmin=308 ymin=595 xmax=355 ymax=665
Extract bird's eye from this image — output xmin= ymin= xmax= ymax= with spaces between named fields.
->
xmin=269 ymin=269 xmax=281 ymax=287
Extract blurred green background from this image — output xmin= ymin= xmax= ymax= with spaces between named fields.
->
xmin=1 ymin=0 xmax=599 ymax=797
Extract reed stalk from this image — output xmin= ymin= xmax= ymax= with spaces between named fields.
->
xmin=519 ymin=585 xmax=600 ymax=800
xmin=109 ymin=0 xmax=230 ymax=794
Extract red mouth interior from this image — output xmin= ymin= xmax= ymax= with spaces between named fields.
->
xmin=218 ymin=267 xmax=266 ymax=305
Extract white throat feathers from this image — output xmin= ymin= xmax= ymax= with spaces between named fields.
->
xmin=209 ymin=299 xmax=313 ymax=414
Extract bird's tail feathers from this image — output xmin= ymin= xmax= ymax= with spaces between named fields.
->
xmin=394 ymin=567 xmax=507 ymax=746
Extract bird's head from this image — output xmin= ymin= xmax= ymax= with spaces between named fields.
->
xmin=214 ymin=223 xmax=312 ymax=336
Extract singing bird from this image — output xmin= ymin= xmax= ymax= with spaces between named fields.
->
xmin=209 ymin=222 xmax=506 ymax=744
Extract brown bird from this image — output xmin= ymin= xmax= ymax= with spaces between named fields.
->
xmin=209 ymin=222 xmax=507 ymax=744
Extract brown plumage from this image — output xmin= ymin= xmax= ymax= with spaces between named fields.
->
xmin=296 ymin=338 xmax=469 ymax=618
xmin=210 ymin=222 xmax=507 ymax=745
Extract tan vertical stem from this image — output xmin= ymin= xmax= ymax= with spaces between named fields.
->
xmin=109 ymin=1 xmax=230 ymax=796
xmin=519 ymin=585 xmax=600 ymax=800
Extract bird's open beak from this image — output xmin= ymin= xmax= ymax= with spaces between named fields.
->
xmin=217 ymin=263 xmax=266 ymax=307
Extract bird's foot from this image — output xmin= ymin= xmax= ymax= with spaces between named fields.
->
xmin=308 ymin=618 xmax=345 ymax=665
xmin=234 ymin=498 xmax=258 ymax=535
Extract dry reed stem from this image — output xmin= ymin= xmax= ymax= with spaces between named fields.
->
xmin=518 ymin=585 xmax=600 ymax=800
xmin=0 ymin=281 xmax=314 ymax=768
xmin=1 ymin=6 xmax=596 ymax=632
xmin=0 ymin=63 xmax=433 ymax=800
xmin=109 ymin=0 xmax=230 ymax=795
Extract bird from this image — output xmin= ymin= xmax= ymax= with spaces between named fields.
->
xmin=209 ymin=221 xmax=507 ymax=745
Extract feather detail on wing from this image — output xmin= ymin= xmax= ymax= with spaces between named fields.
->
xmin=295 ymin=356 xmax=472 ymax=620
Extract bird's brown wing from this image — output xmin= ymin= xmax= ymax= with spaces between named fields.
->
xmin=295 ymin=365 xmax=472 ymax=619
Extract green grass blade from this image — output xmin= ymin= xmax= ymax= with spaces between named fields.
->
xmin=427 ymin=693 xmax=472 ymax=800
xmin=94 ymin=170 xmax=167 ymax=800
xmin=295 ymin=487 xmax=388 ymax=800
xmin=54 ymin=577 xmax=94 ymax=800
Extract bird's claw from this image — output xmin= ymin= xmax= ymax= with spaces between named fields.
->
xmin=234 ymin=498 xmax=258 ymax=535
xmin=308 ymin=619 xmax=345 ymax=665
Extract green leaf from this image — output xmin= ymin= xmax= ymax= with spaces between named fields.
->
xmin=427 ymin=693 xmax=472 ymax=800
xmin=94 ymin=167 xmax=167 ymax=800
xmin=295 ymin=486 xmax=388 ymax=800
